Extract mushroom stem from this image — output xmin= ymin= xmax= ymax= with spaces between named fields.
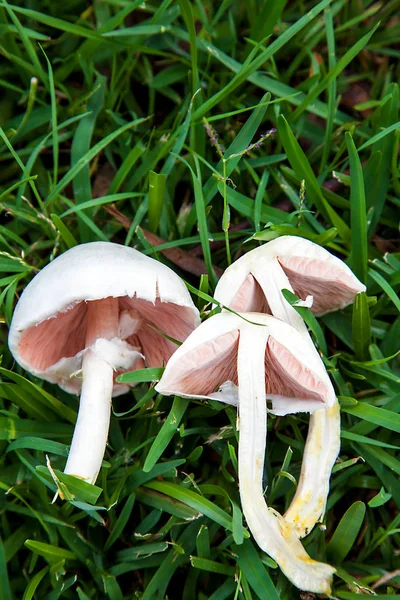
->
xmin=252 ymin=259 xmax=307 ymax=333
xmin=237 ymin=327 xmax=335 ymax=593
xmin=284 ymin=401 xmax=340 ymax=537
xmin=64 ymin=297 xmax=119 ymax=484
xmin=254 ymin=260 xmax=340 ymax=537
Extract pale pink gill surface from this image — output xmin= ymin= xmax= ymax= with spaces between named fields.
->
xmin=278 ymin=256 xmax=364 ymax=315
xmin=161 ymin=330 xmax=327 ymax=404
xmin=229 ymin=257 xmax=362 ymax=316
xmin=229 ymin=274 xmax=271 ymax=313
xmin=18 ymin=295 xmax=195 ymax=374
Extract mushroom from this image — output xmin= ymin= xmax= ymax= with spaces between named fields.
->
xmin=213 ymin=235 xmax=366 ymax=537
xmin=214 ymin=235 xmax=366 ymax=320
xmin=156 ymin=311 xmax=336 ymax=594
xmin=9 ymin=242 xmax=200 ymax=484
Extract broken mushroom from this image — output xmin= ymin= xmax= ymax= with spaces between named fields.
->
xmin=214 ymin=235 xmax=366 ymax=320
xmin=9 ymin=242 xmax=200 ymax=484
xmin=156 ymin=311 xmax=336 ymax=594
xmin=214 ymin=235 xmax=366 ymax=537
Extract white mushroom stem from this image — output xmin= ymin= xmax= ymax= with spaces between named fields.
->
xmin=237 ymin=327 xmax=335 ymax=594
xmin=64 ymin=297 xmax=119 ymax=484
xmin=253 ymin=259 xmax=340 ymax=537
xmin=284 ymin=402 xmax=340 ymax=537
xmin=252 ymin=258 xmax=307 ymax=333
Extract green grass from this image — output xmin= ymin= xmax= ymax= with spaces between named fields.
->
xmin=0 ymin=1 xmax=399 ymax=598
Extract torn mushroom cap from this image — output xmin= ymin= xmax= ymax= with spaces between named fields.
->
xmin=156 ymin=311 xmax=336 ymax=593
xmin=155 ymin=311 xmax=336 ymax=415
xmin=9 ymin=242 xmax=200 ymax=394
xmin=213 ymin=236 xmax=347 ymax=540
xmin=214 ymin=235 xmax=366 ymax=316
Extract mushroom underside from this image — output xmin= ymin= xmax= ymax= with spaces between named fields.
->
xmin=228 ymin=258 xmax=362 ymax=316
xmin=278 ymin=257 xmax=363 ymax=314
xmin=17 ymin=295 xmax=195 ymax=387
xmin=158 ymin=329 xmax=328 ymax=411
xmin=228 ymin=274 xmax=271 ymax=313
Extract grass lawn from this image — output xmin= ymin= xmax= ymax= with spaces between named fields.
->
xmin=0 ymin=0 xmax=400 ymax=598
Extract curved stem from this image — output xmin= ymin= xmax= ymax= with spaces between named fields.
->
xmin=237 ymin=326 xmax=335 ymax=594
xmin=284 ymin=400 xmax=340 ymax=537
xmin=253 ymin=260 xmax=340 ymax=539
xmin=64 ymin=297 xmax=119 ymax=484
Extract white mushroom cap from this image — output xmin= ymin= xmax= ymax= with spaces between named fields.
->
xmin=156 ymin=311 xmax=336 ymax=416
xmin=214 ymin=236 xmax=366 ymax=316
xmin=9 ymin=242 xmax=200 ymax=394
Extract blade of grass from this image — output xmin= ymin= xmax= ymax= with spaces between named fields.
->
xmin=0 ymin=4 xmax=104 ymax=40
xmin=143 ymin=397 xmax=189 ymax=473
xmin=352 ymin=292 xmax=371 ymax=361
xmin=368 ymin=84 xmax=399 ymax=235
xmin=71 ymin=74 xmax=106 ymax=241
xmin=346 ymin=132 xmax=368 ymax=284
xmin=0 ymin=536 xmax=12 ymax=600
xmin=50 ymin=214 xmax=78 ymax=248
xmin=22 ymin=566 xmax=49 ymax=600
xmin=281 ymin=289 xmax=328 ymax=355
xmin=341 ymin=402 xmax=400 ymax=434
xmin=190 ymin=556 xmax=235 ymax=576
xmin=105 ymin=493 xmax=136 ymax=550
xmin=182 ymin=33 xmax=359 ymax=130
xmin=40 ymin=46 xmax=58 ymax=186
xmin=369 ymin=269 xmax=400 ymax=312
xmin=2 ymin=1 xmax=47 ymax=83
xmin=277 ymin=115 xmax=351 ymax=242
xmin=46 ymin=118 xmax=145 ymax=205
xmin=326 ymin=501 xmax=366 ymax=564
xmin=320 ymin=5 xmax=336 ymax=172
xmin=0 ymin=127 xmax=45 ymax=212
xmin=192 ymin=0 xmax=331 ymax=119
xmin=148 ymin=171 xmax=167 ymax=234
xmin=368 ymin=488 xmax=392 ymax=508
xmin=177 ymin=0 xmax=199 ymax=97
xmin=15 ymin=112 xmax=92 ymax=207
xmin=60 ymin=193 xmax=143 ymax=217
xmin=197 ymin=92 xmax=271 ymax=216
xmin=144 ymin=480 xmax=237 ymax=533
xmin=250 ymin=0 xmax=286 ymax=42
xmin=254 ymin=169 xmax=269 ymax=233
xmin=176 ymin=154 xmax=217 ymax=286
xmin=116 ymin=368 xmax=163 ymax=384
xmin=108 ymin=143 xmax=145 ymax=194
xmin=291 ymin=22 xmax=380 ymax=121
xmin=358 ymin=119 xmax=400 ymax=152
xmin=233 ymin=540 xmax=280 ymax=600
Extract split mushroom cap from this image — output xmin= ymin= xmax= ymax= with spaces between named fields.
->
xmin=214 ymin=236 xmax=364 ymax=539
xmin=156 ymin=311 xmax=336 ymax=594
xmin=156 ymin=311 xmax=336 ymax=415
xmin=214 ymin=235 xmax=366 ymax=317
xmin=9 ymin=242 xmax=200 ymax=483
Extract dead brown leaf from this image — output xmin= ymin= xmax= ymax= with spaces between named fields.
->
xmin=104 ymin=205 xmax=223 ymax=278
xmin=341 ymin=83 xmax=372 ymax=117
xmin=92 ymin=164 xmax=115 ymax=198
